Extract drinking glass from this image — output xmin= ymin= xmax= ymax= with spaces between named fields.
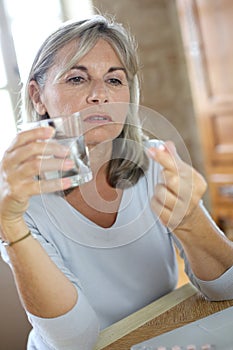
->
xmin=21 ymin=112 xmax=92 ymax=188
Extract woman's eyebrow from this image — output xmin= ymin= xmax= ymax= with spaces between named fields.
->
xmin=70 ymin=65 xmax=127 ymax=75
xmin=70 ymin=65 xmax=88 ymax=72
xmin=108 ymin=67 xmax=128 ymax=80
xmin=107 ymin=67 xmax=127 ymax=74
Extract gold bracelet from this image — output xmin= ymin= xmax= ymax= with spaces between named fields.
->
xmin=0 ymin=230 xmax=31 ymax=247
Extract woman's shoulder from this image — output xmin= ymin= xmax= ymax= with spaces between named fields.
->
xmin=26 ymin=193 xmax=65 ymax=220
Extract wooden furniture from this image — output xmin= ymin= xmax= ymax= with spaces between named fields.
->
xmin=175 ymin=0 xmax=233 ymax=233
xmin=95 ymin=283 xmax=233 ymax=350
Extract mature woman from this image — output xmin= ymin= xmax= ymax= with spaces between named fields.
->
xmin=1 ymin=15 xmax=233 ymax=350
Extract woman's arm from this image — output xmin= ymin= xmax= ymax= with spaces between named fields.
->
xmin=0 ymin=127 xmax=100 ymax=348
xmin=172 ymin=203 xmax=233 ymax=281
xmin=148 ymin=141 xmax=233 ymax=282
xmin=3 ymin=224 xmax=78 ymax=317
xmin=1 ymin=224 xmax=100 ymax=349
xmin=0 ymin=127 xmax=77 ymax=317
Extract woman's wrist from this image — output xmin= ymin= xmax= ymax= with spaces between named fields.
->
xmin=0 ymin=218 xmax=30 ymax=243
xmin=173 ymin=204 xmax=205 ymax=240
xmin=0 ymin=230 xmax=32 ymax=247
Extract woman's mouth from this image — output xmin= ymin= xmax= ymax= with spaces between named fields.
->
xmin=83 ymin=114 xmax=113 ymax=124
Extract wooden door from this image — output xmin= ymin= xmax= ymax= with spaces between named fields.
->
xmin=176 ymin=0 xmax=233 ymax=234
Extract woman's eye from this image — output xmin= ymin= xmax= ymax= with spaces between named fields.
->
xmin=67 ymin=76 xmax=86 ymax=84
xmin=107 ymin=78 xmax=123 ymax=86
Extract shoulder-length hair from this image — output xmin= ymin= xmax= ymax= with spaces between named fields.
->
xmin=22 ymin=15 xmax=148 ymax=188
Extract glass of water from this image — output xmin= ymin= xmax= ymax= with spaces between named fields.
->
xmin=21 ymin=112 xmax=93 ymax=188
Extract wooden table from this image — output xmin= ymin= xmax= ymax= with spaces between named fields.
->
xmin=95 ymin=283 xmax=233 ymax=350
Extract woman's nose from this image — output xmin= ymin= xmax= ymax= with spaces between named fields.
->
xmin=86 ymin=80 xmax=109 ymax=104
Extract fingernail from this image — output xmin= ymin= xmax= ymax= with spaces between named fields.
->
xmin=61 ymin=178 xmax=71 ymax=188
xmin=158 ymin=143 xmax=166 ymax=151
xmin=45 ymin=126 xmax=55 ymax=137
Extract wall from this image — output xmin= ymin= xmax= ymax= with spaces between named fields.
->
xmin=0 ymin=257 xmax=31 ymax=349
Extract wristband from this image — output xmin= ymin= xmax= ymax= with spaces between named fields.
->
xmin=0 ymin=230 xmax=31 ymax=247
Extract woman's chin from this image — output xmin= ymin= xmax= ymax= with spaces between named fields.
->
xmin=86 ymin=138 xmax=113 ymax=150
xmin=84 ymin=127 xmax=123 ymax=147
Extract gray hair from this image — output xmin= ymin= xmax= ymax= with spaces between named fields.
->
xmin=22 ymin=14 xmax=148 ymax=188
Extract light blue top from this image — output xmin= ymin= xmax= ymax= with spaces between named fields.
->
xmin=1 ymin=140 xmax=233 ymax=350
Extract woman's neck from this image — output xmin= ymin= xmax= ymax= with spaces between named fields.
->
xmin=88 ymin=141 xmax=113 ymax=177
xmin=64 ymin=140 xmax=123 ymax=227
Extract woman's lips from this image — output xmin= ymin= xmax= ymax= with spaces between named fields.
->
xmin=83 ymin=114 xmax=113 ymax=124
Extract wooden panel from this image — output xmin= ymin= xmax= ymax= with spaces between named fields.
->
xmin=195 ymin=0 xmax=233 ymax=98
xmin=214 ymin=114 xmax=233 ymax=147
xmin=211 ymin=112 xmax=233 ymax=162
xmin=210 ymin=180 xmax=233 ymax=201
xmin=176 ymin=0 xmax=233 ymax=229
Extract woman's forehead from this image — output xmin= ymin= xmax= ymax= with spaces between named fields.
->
xmin=54 ymin=39 xmax=80 ymax=66
xmin=47 ymin=39 xmax=82 ymax=78
xmin=51 ymin=38 xmax=125 ymax=75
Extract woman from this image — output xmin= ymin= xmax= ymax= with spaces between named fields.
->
xmin=1 ymin=15 xmax=233 ymax=350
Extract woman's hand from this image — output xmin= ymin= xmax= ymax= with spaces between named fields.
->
xmin=148 ymin=141 xmax=207 ymax=232
xmin=0 ymin=127 xmax=73 ymax=228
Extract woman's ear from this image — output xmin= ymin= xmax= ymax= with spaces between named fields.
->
xmin=28 ymin=80 xmax=47 ymax=115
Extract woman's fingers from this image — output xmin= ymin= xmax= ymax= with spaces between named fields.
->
xmin=0 ymin=173 xmax=72 ymax=223
xmin=14 ymin=176 xmax=72 ymax=197
xmin=7 ymin=126 xmax=55 ymax=151
xmin=3 ymin=127 xmax=73 ymax=192
xmin=0 ymin=127 xmax=74 ymax=217
xmin=3 ymin=149 xmax=75 ymax=198
xmin=9 ymin=157 xmax=74 ymax=181
xmin=0 ymin=127 xmax=75 ymax=225
xmin=148 ymin=141 xmax=182 ymax=173
xmin=148 ymin=141 xmax=207 ymax=230
xmin=6 ymin=136 xmax=70 ymax=169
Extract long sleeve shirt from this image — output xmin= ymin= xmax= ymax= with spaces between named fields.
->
xmin=1 ymin=140 xmax=233 ymax=350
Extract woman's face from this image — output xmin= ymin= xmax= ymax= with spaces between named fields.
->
xmin=30 ymin=39 xmax=130 ymax=147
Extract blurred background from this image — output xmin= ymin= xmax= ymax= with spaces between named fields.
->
xmin=0 ymin=0 xmax=233 ymax=349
